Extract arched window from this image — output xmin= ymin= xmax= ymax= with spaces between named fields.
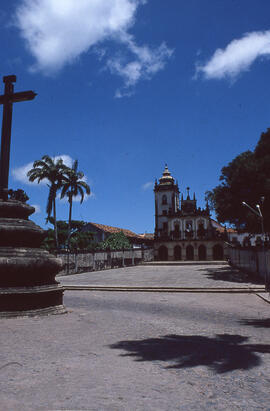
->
xmin=162 ymin=194 xmax=167 ymax=205
xmin=197 ymin=223 xmax=206 ymax=239
xmin=173 ymin=222 xmax=180 ymax=239
xmin=185 ymin=220 xmax=193 ymax=239
xmin=174 ymin=222 xmax=180 ymax=231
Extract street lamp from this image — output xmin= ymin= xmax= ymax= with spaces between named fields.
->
xmin=242 ymin=200 xmax=265 ymax=242
xmin=242 ymin=200 xmax=269 ymax=292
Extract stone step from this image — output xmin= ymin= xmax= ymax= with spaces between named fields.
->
xmin=63 ymin=284 xmax=265 ymax=293
xmin=141 ymin=261 xmax=228 ymax=266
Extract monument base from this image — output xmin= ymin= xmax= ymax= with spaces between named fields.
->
xmin=0 ymin=199 xmax=66 ymax=317
xmin=0 ymin=305 xmax=66 ymax=318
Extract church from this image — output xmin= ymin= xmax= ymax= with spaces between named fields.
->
xmin=154 ymin=165 xmax=226 ymax=261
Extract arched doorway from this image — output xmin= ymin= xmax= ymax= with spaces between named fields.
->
xmin=186 ymin=245 xmax=194 ymax=260
xmin=174 ymin=245 xmax=182 ymax=260
xmin=198 ymin=244 xmax=206 ymax=260
xmin=158 ymin=245 xmax=168 ymax=261
xmin=213 ymin=244 xmax=224 ymax=260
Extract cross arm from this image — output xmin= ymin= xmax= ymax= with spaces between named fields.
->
xmin=0 ymin=90 xmax=37 ymax=105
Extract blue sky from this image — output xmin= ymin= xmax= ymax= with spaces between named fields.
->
xmin=1 ymin=0 xmax=270 ymax=234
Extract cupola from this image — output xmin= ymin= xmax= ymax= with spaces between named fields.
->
xmin=158 ymin=164 xmax=175 ymax=185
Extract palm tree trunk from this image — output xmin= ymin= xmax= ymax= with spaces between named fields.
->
xmin=66 ymin=194 xmax=73 ymax=275
xmin=53 ymin=198 xmax=59 ymax=249
xmin=67 ymin=193 xmax=73 ymax=250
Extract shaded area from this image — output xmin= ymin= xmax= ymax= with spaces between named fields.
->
xmin=110 ymin=334 xmax=270 ymax=373
xmin=200 ymin=266 xmax=264 ymax=285
xmin=239 ymin=318 xmax=270 ymax=328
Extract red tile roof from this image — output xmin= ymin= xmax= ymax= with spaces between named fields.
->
xmin=138 ymin=233 xmax=155 ymax=240
xmin=88 ymin=222 xmax=141 ymax=239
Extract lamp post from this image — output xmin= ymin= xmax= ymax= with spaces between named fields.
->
xmin=242 ymin=200 xmax=269 ymax=292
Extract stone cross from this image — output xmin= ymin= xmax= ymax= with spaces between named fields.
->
xmin=0 ymin=75 xmax=37 ymax=200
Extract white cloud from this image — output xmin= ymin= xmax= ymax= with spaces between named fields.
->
xmin=53 ymin=154 xmax=73 ymax=168
xmin=12 ymin=154 xmax=73 ymax=185
xmin=197 ymin=30 xmax=270 ymax=80
xmin=12 ymin=161 xmax=37 ymax=185
xmin=107 ymin=35 xmax=173 ymax=96
xmin=142 ymin=181 xmax=153 ymax=191
xmin=14 ymin=0 xmax=173 ymax=94
xmin=58 ymin=192 xmax=95 ymax=203
xmin=31 ymin=204 xmax=41 ymax=213
xmin=15 ymin=0 xmax=139 ymax=73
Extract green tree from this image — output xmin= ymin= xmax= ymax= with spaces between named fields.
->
xmin=70 ymin=231 xmax=94 ymax=251
xmin=206 ymin=128 xmax=270 ymax=232
xmin=43 ymin=220 xmax=95 ymax=251
xmin=60 ymin=160 xmax=91 ymax=250
xmin=41 ymin=228 xmax=56 ymax=252
xmin=101 ymin=232 xmax=131 ymax=250
xmin=27 ymin=155 xmax=66 ymax=248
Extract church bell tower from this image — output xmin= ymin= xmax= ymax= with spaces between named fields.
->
xmin=154 ymin=165 xmax=180 ymax=237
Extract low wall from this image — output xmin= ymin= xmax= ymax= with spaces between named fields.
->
xmin=57 ymin=248 xmax=154 ymax=276
xmin=228 ymin=247 xmax=270 ymax=286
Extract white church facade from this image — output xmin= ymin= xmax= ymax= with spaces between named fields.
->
xmin=154 ymin=166 xmax=226 ymax=261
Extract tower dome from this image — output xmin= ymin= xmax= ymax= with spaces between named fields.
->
xmin=159 ymin=164 xmax=175 ymax=185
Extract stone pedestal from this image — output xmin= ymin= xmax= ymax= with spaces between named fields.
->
xmin=0 ymin=199 xmax=66 ymax=317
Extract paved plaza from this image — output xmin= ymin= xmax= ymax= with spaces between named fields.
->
xmin=59 ymin=263 xmax=265 ymax=289
xmin=1 ymin=264 xmax=270 ymax=410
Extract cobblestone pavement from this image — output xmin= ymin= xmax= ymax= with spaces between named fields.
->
xmin=58 ymin=263 xmax=264 ymax=288
xmin=1 ymin=264 xmax=270 ymax=410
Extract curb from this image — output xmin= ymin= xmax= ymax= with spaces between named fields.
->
xmin=63 ymin=285 xmax=265 ymax=293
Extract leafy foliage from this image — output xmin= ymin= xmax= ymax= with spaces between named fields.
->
xmin=60 ymin=159 xmax=90 ymax=249
xmin=27 ymin=155 xmax=66 ymax=248
xmin=27 ymin=156 xmax=90 ymax=250
xmin=70 ymin=232 xmax=94 ymax=251
xmin=42 ymin=220 xmax=95 ymax=251
xmin=42 ymin=220 xmax=132 ymax=252
xmin=206 ymin=128 xmax=270 ymax=232
xmin=101 ymin=232 xmax=131 ymax=250
xmin=27 ymin=155 xmax=66 ymax=219
xmin=60 ymin=160 xmax=90 ymax=205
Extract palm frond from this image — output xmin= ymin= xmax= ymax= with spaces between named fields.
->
xmin=77 ymin=185 xmax=85 ymax=204
xmin=42 ymin=155 xmax=54 ymax=166
xmin=32 ymin=159 xmax=47 ymax=169
xmin=60 ymin=184 xmax=70 ymax=199
xmin=79 ymin=181 xmax=91 ymax=195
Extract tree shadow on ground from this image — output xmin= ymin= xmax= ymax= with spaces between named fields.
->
xmin=238 ymin=318 xmax=270 ymax=328
xmin=199 ymin=266 xmax=264 ymax=285
xmin=109 ymin=334 xmax=270 ymax=374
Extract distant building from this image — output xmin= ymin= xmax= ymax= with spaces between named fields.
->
xmin=154 ymin=165 xmax=227 ymax=261
xmin=82 ymin=222 xmax=153 ymax=247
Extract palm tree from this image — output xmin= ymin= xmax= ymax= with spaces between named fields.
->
xmin=27 ymin=155 xmax=66 ymax=249
xmin=60 ymin=160 xmax=90 ymax=250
